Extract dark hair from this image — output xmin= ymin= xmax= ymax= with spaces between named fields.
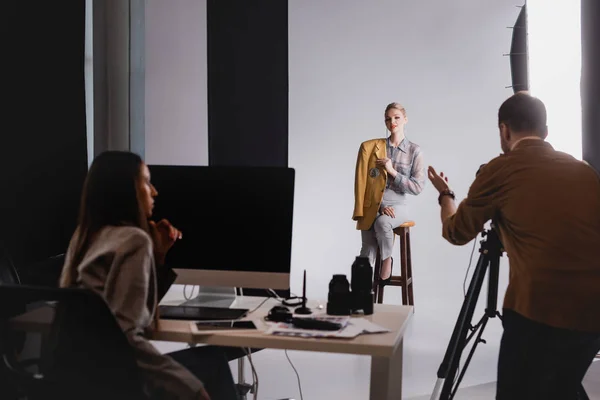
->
xmin=498 ymin=92 xmax=547 ymax=136
xmin=60 ymin=151 xmax=148 ymax=287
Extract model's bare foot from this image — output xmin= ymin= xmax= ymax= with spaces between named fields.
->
xmin=380 ymin=257 xmax=392 ymax=280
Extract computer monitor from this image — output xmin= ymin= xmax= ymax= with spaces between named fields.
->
xmin=148 ymin=165 xmax=294 ymax=303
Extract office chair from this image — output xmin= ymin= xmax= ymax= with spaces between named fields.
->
xmin=0 ymin=284 xmax=146 ymax=400
xmin=0 ymin=238 xmax=67 ymax=289
xmin=17 ymin=253 xmax=66 ymax=288
xmin=0 ymin=241 xmax=21 ymax=285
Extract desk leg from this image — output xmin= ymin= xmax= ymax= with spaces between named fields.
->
xmin=370 ymin=339 xmax=403 ymax=400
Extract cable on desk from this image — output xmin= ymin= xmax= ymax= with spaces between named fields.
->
xmin=243 ymin=347 xmax=259 ymax=400
xmin=247 ymin=297 xmax=272 ymax=315
xmin=266 ymin=288 xmax=304 ymax=307
xmin=267 ymin=288 xmax=283 ymax=300
xmin=285 ymin=350 xmax=304 ymax=400
xmin=183 ymin=285 xmax=197 ymax=300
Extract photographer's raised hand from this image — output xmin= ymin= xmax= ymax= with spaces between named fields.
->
xmin=428 ymin=166 xmax=450 ymax=193
xmin=428 ymin=166 xmax=457 ymax=222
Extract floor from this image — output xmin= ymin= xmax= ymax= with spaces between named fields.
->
xmin=406 ymin=382 xmax=497 ymax=400
xmin=406 ymin=359 xmax=599 ymax=399
xmin=154 ymin=342 xmax=599 ymax=400
xmin=233 ymin=352 xmax=599 ymax=400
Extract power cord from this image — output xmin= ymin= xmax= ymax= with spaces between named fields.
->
xmin=463 ymin=234 xmax=479 ymax=296
xmin=247 ymin=297 xmax=272 ymax=315
xmin=243 ymin=348 xmax=259 ymax=400
xmin=247 ymin=289 xmax=302 ymax=314
xmin=266 ymin=288 xmax=283 ymax=300
xmin=267 ymin=287 xmax=303 ymax=307
xmin=284 ymin=350 xmax=304 ymax=400
xmin=183 ymin=285 xmax=197 ymax=300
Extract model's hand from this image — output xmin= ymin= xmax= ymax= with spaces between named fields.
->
xmin=376 ymin=158 xmax=395 ymax=175
xmin=428 ymin=166 xmax=450 ymax=193
xmin=149 ymin=219 xmax=182 ymax=264
xmin=382 ymin=207 xmax=396 ymax=218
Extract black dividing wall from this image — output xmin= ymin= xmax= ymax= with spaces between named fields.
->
xmin=207 ymin=0 xmax=288 ymax=167
xmin=1 ymin=2 xmax=88 ymax=268
xmin=582 ymin=0 xmax=600 ymax=171
xmin=207 ymin=0 xmax=290 ymax=296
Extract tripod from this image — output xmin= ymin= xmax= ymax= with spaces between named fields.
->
xmin=430 ymin=226 xmax=503 ymax=400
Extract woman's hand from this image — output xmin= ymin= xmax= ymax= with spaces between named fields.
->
xmin=149 ymin=219 xmax=182 ymax=265
xmin=381 ymin=206 xmax=396 ymax=218
xmin=198 ymin=387 xmax=211 ymax=400
xmin=376 ymin=158 xmax=396 ymax=176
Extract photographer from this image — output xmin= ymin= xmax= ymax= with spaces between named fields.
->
xmin=428 ymin=92 xmax=600 ymax=400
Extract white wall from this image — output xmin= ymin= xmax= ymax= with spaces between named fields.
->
xmin=288 ymin=0 xmax=518 ymax=396
xmin=143 ymin=1 xmax=523 ymax=397
xmin=145 ymin=0 xmax=208 ymax=166
xmin=144 ymin=0 xmax=209 ymax=357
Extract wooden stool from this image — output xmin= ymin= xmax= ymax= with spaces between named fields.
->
xmin=373 ymin=221 xmax=415 ymax=306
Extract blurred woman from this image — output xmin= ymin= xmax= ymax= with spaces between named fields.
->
xmin=59 ymin=151 xmax=237 ymax=400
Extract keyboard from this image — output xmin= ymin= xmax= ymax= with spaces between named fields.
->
xmin=158 ymin=305 xmax=249 ymax=321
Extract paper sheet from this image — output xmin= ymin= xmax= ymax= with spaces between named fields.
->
xmin=265 ymin=316 xmax=389 ymax=339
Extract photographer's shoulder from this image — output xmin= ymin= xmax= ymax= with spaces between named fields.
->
xmin=470 ymin=155 xmax=514 ymax=191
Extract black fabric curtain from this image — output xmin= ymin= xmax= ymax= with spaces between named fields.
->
xmin=1 ymin=2 xmax=88 ymax=269
xmin=207 ymin=0 xmax=288 ymax=168
xmin=581 ymin=0 xmax=600 ymax=171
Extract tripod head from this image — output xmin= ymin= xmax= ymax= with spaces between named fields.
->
xmin=479 ymin=223 xmax=504 ymax=258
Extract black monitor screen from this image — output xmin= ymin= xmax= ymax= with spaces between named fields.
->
xmin=148 ymin=165 xmax=294 ymax=274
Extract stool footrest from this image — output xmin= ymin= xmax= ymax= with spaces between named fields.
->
xmin=374 ymin=276 xmax=407 ymax=286
xmin=373 ymin=225 xmax=415 ymax=307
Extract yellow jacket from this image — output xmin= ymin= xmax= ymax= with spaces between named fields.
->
xmin=352 ymin=139 xmax=387 ymax=230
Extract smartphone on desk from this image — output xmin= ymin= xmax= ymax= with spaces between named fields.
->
xmin=190 ymin=320 xmax=258 ymax=334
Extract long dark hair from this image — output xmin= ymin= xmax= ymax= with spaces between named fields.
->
xmin=60 ymin=151 xmax=149 ymax=288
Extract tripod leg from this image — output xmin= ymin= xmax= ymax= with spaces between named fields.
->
xmin=486 ymin=249 xmax=501 ymax=317
xmin=450 ymin=317 xmax=490 ymax=399
xmin=431 ymin=251 xmax=490 ymax=400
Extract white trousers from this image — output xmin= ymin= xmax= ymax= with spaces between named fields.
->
xmin=359 ymin=204 xmax=409 ymax=267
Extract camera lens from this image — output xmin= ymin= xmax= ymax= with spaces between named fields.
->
xmin=351 ymin=256 xmax=373 ymax=293
xmin=327 ymin=274 xmax=351 ymax=315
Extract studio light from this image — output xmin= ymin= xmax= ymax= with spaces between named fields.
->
xmin=527 ymin=0 xmax=583 ymax=159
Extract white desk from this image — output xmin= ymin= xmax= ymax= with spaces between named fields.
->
xmin=11 ymin=296 xmax=412 ymax=399
xmin=156 ymin=296 xmax=413 ymax=400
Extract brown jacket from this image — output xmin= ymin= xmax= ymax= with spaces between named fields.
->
xmin=353 ymin=139 xmax=388 ymax=230
xmin=64 ymin=226 xmax=204 ymax=399
xmin=443 ymin=139 xmax=600 ymax=332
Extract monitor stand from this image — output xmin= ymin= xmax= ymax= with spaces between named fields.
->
xmin=181 ymin=286 xmax=238 ymax=309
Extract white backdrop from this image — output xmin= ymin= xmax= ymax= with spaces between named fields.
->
xmin=145 ymin=0 xmax=208 ymax=166
xmin=144 ymin=0 xmax=521 ymax=397
xmin=287 ymin=0 xmax=518 ymax=396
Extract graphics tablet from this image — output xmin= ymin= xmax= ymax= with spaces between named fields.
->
xmin=190 ymin=320 xmax=258 ymax=334
xmin=158 ymin=305 xmax=249 ymax=321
